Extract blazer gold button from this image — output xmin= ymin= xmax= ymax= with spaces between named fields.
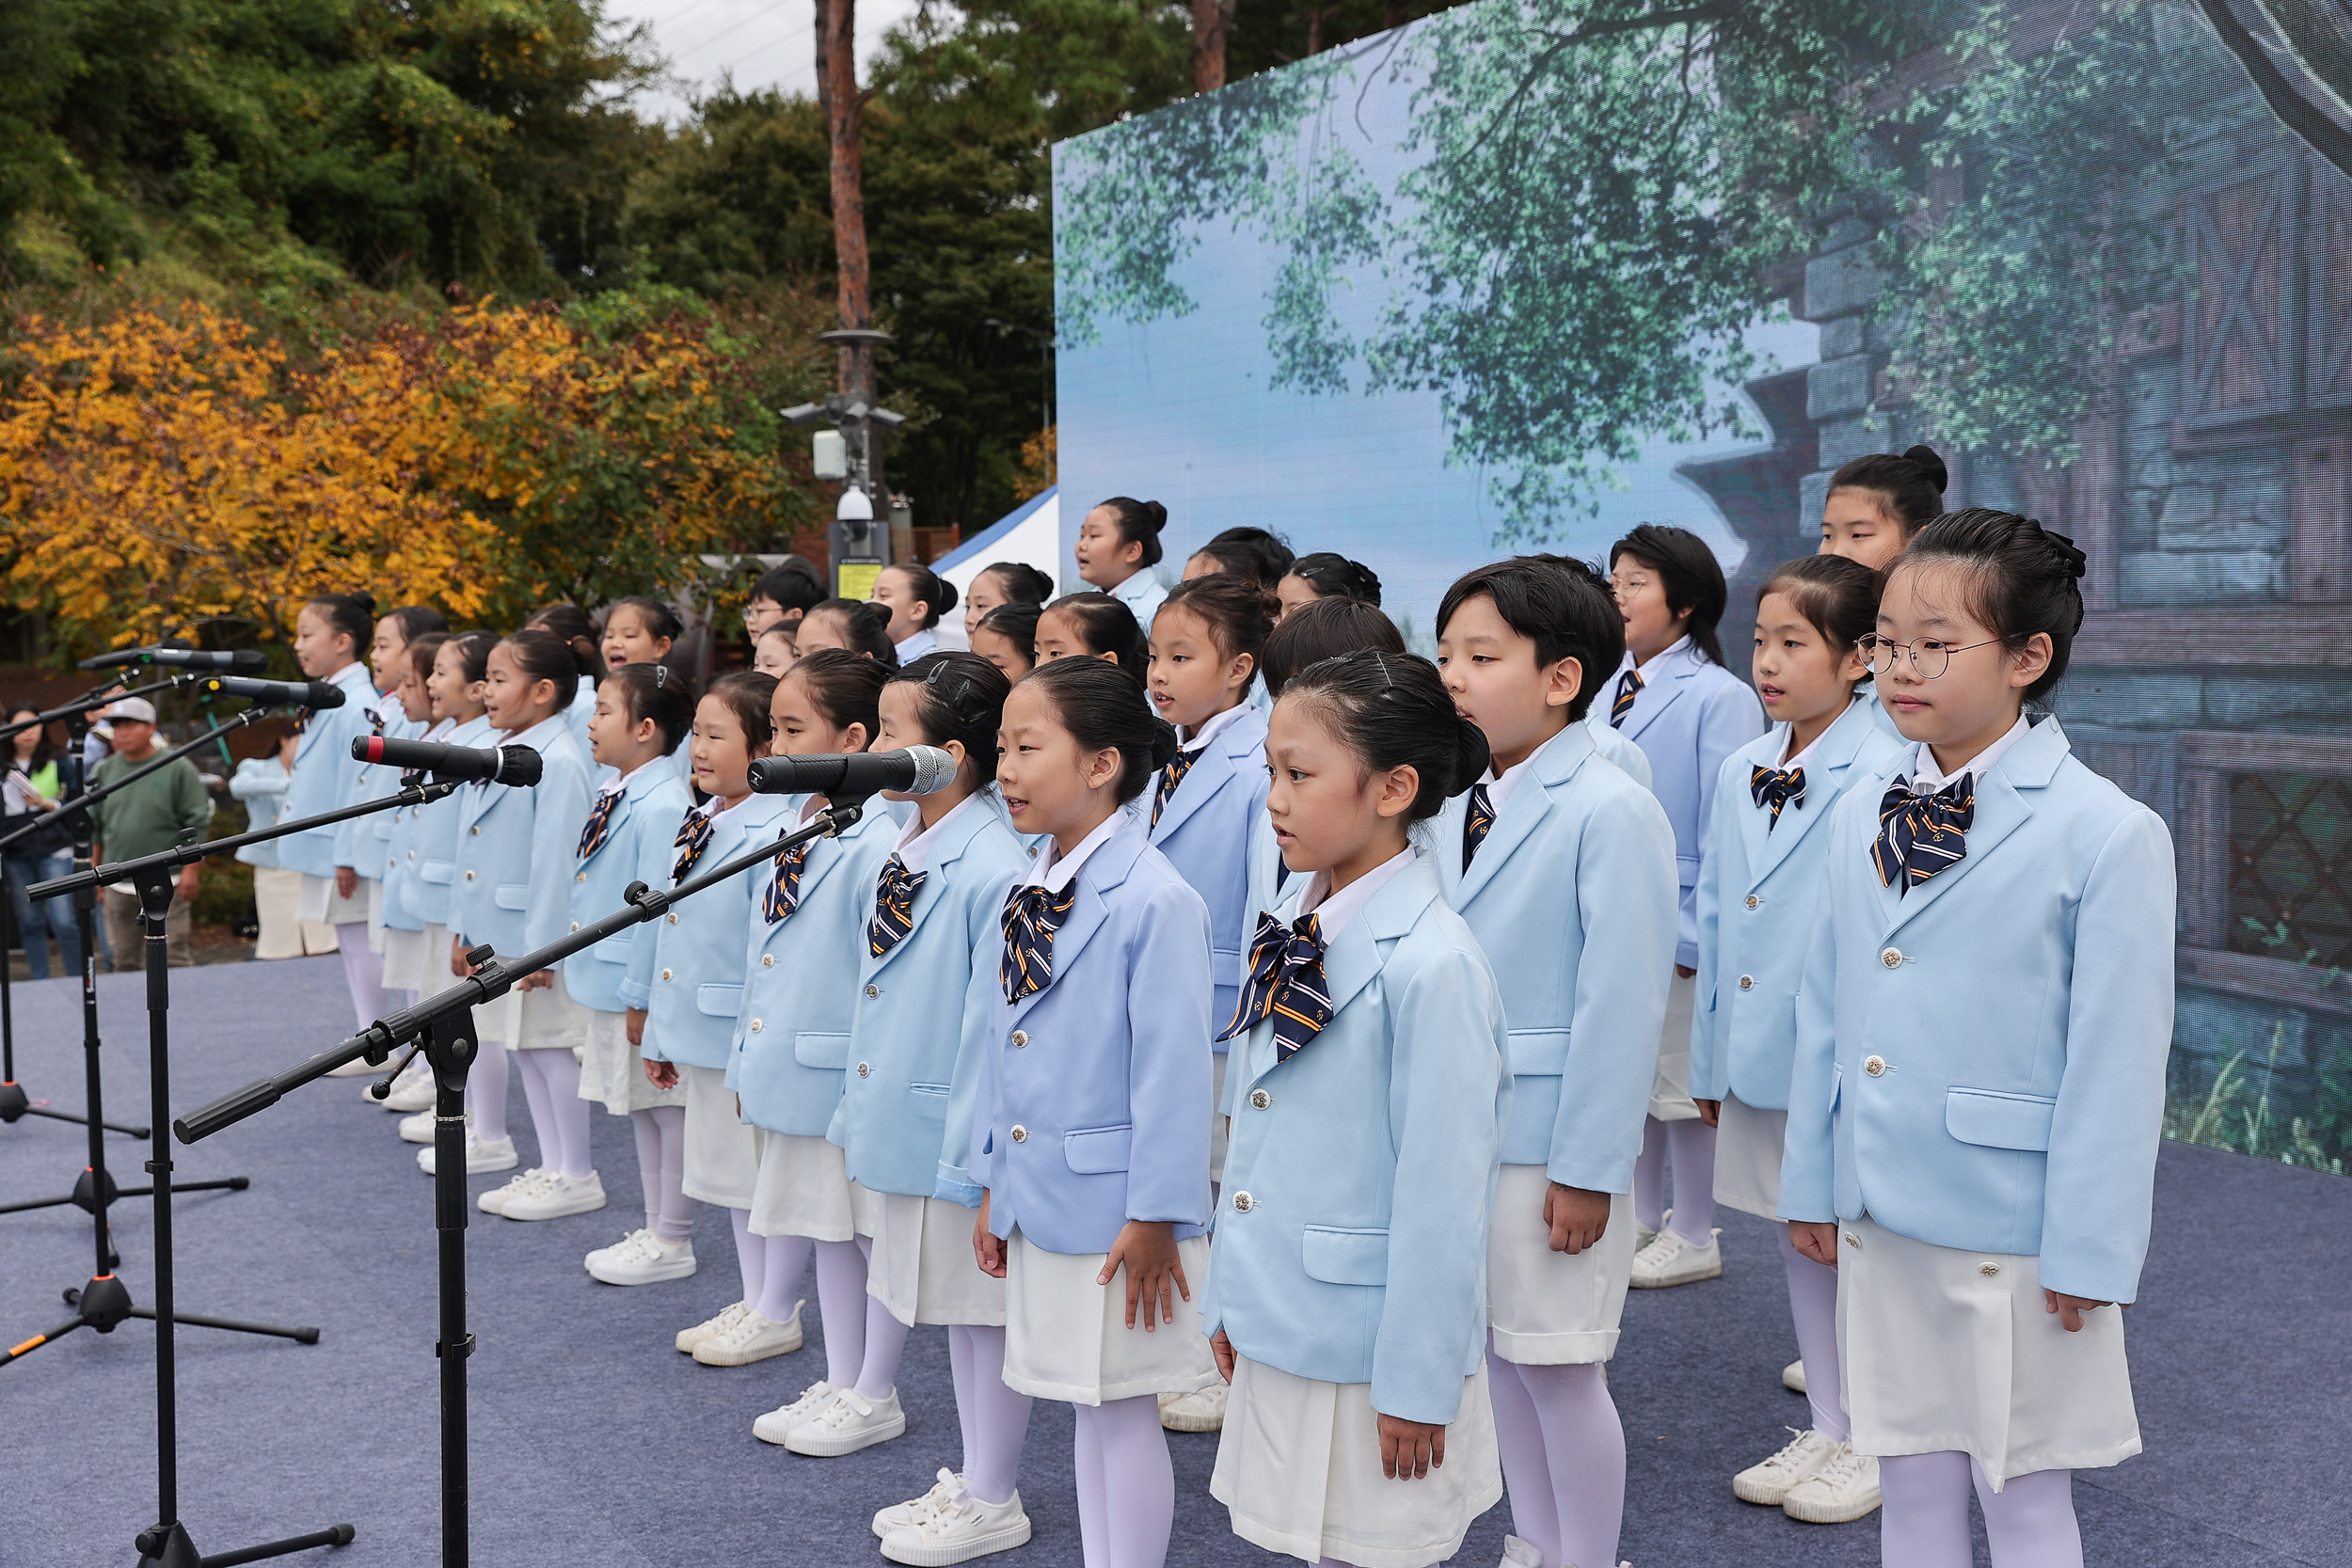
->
xmin=1248 ymin=1088 xmax=1271 ymax=1109
xmin=667 ymin=913 xmax=678 ymax=925
xmin=858 ymin=1062 xmax=872 ymax=1078
xmin=576 ymin=871 xmax=587 ymax=882
xmin=1843 ymin=1231 xmax=1860 ymax=1248
xmin=1744 ymin=895 xmax=1759 ymax=909
xmin=1979 ymin=1262 xmax=2000 ymax=1276
xmin=1738 ymin=974 xmax=1755 ymax=990
xmin=1009 ymin=1123 xmax=1026 ymax=1142
xmin=1880 ymin=946 xmax=1902 ymax=968
xmin=750 ymin=1019 xmax=763 ymax=1033
xmin=761 ymin=954 xmax=775 ymax=968
xmin=865 ymin=984 xmax=880 ymax=998
xmin=463 ymin=870 xmax=475 ymax=880
xmin=1864 ymin=1054 xmax=1886 ymax=1076
xmin=660 ymin=968 xmax=673 ymax=981
xmin=1011 ymin=1030 xmax=1028 ymax=1047
xmin=569 ymin=922 xmax=580 ymax=932
xmin=469 ymin=826 xmax=479 ymax=835
xmin=1232 ymin=1191 xmax=1255 ymax=1212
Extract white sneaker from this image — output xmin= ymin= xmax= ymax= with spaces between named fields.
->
xmin=1629 ymin=1226 xmax=1723 ymax=1288
xmin=691 ymin=1301 xmax=803 ymax=1366
xmin=783 ymin=1386 xmax=906 ymax=1455
xmin=397 ymin=1108 xmax=436 ymax=1144
xmin=880 ymin=1475 xmax=1032 ymax=1566
xmin=873 ymin=1468 xmax=962 ymax=1539
xmin=1158 ymin=1382 xmax=1226 ymax=1432
xmin=502 ymin=1170 xmax=607 ymax=1221
xmin=755 ymin=1382 xmax=842 ymax=1446
xmin=586 ymin=1228 xmax=696 ymax=1286
xmin=1784 ymin=1358 xmax=1807 ymax=1394
xmin=1781 ymin=1441 xmax=1882 ymax=1524
xmin=1499 ymin=1535 xmax=1543 ymax=1568
xmin=478 ymin=1168 xmax=553 ymax=1215
xmin=1732 ymin=1426 xmax=1836 ymax=1506
xmin=418 ymin=1132 xmax=517 ymax=1176
xmin=675 ymin=1300 xmax=749 ymax=1354
xmin=377 ymin=1055 xmax=434 ymax=1112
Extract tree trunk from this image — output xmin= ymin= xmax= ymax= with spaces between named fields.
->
xmin=824 ymin=0 xmax=870 ymax=399
xmin=1192 ymin=0 xmax=1230 ymax=93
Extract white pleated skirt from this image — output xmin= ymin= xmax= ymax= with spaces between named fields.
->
xmin=1486 ymin=1164 xmax=1633 ymax=1365
xmin=419 ymin=924 xmax=460 ymax=998
xmin=1209 ymin=1053 xmax=1231 ymax=1185
xmin=1210 ymin=1356 xmax=1502 ymax=1568
xmin=680 ymin=1062 xmax=758 ymax=1210
xmin=250 ymin=866 xmax=310 ymax=960
xmin=579 ymin=1007 xmax=684 ymax=1116
xmin=1838 ymin=1215 xmax=2140 ymax=1485
xmin=295 ymin=872 xmax=368 ymax=927
xmin=381 ymin=925 xmax=426 ymax=993
xmin=1002 ymin=1229 xmax=1217 ymax=1405
xmin=748 ymin=1129 xmax=855 ymax=1242
xmin=852 ymin=1184 xmax=1004 ymax=1328
xmin=1712 ymin=1094 xmax=1786 ymax=1221
xmin=363 ymin=877 xmax=387 ymax=954
xmin=511 ymin=969 xmax=590 ymax=1053
xmin=1646 ymin=972 xmax=1700 ymax=1120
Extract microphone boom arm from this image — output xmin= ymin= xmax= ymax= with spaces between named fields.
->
xmin=0 ymin=705 xmax=274 ymax=861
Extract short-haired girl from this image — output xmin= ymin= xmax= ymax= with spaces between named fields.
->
xmin=974 ymin=656 xmax=1216 ymax=1568
xmin=1275 ymin=553 xmax=1383 ymax=621
xmin=963 ymin=562 xmax=1055 ymax=639
xmin=570 ymin=663 xmax=699 ymax=1284
xmin=1035 ymin=593 xmax=1147 ymax=685
xmin=1183 ymin=526 xmax=1294 ymax=588
xmin=723 ymin=654 xmax=897 ymax=1408
xmin=283 ymin=593 xmax=382 ymax=1031
xmin=873 ymin=564 xmax=959 ymax=664
xmin=971 ymin=603 xmax=1041 ymax=683
xmin=1817 ymin=446 xmax=1947 ymax=571
xmin=1689 ymin=555 xmax=1904 ymax=1525
xmin=442 ymin=630 xmax=599 ymax=1214
xmin=798 ymin=599 xmax=901 ymax=668
xmin=1783 ymin=511 xmax=2173 ymax=1567
xmin=644 ymin=671 xmax=804 ymax=1366
xmin=1604 ymin=524 xmax=1768 ymax=1290
xmin=1206 ymin=649 xmax=1509 ymax=1568
xmin=1073 ymin=497 xmax=1168 ymax=628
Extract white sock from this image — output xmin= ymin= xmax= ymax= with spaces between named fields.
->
xmin=755 ymin=1231 xmax=810 ymax=1323
xmin=1486 ymin=1338 xmax=1623 ymax=1568
xmin=465 ymin=1037 xmax=510 ymax=1143
xmin=1779 ymin=1229 xmax=1848 ymax=1440
xmin=815 ymin=1239 xmax=867 ymax=1387
xmin=1880 ymin=1451 xmax=1974 ymax=1568
xmin=953 ymin=1323 xmax=1030 ymax=1507
xmin=852 ymin=1289 xmax=911 ymax=1401
xmin=728 ymin=1208 xmax=764 ymax=1307
xmin=1072 ymin=1395 xmax=1173 ymax=1568
xmin=335 ymin=920 xmax=385 ymax=1029
xmin=648 ymin=1105 xmax=689 ymax=1240
xmin=1974 ymin=1462 xmax=2081 ymax=1568
xmin=513 ymin=1047 xmax=592 ymax=1179
xmin=1664 ymin=1117 xmax=1717 ymax=1243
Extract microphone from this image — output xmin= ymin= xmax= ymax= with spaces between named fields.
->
xmin=351 ymin=736 xmax=544 ymax=786
xmin=747 ymin=747 xmax=960 ymax=798
xmin=82 ymin=646 xmax=270 ymax=673
xmin=199 ymin=676 xmax=348 ymax=709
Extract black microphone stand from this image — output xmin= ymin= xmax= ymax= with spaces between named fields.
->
xmin=0 ymin=674 xmax=197 ymax=1141
xmin=175 ymin=792 xmax=873 ymax=1568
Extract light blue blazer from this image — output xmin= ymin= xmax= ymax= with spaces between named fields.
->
xmin=1149 ymin=705 xmax=1270 ymax=1049
xmin=1611 ymin=641 xmax=1768 ymax=967
xmin=563 ymin=679 xmax=596 ymax=757
xmin=373 ymin=719 xmax=436 ymax=935
xmin=1581 ymin=712 xmax=1656 ymax=790
xmin=1779 ymin=717 xmax=2176 ymax=1305
xmin=396 ymin=715 xmax=494 ymax=927
xmin=562 ymin=761 xmax=693 ymax=1016
xmin=277 ymin=661 xmax=379 ymax=880
xmin=726 ymin=800 xmax=901 ymax=1137
xmin=1434 ymin=724 xmax=1677 ymax=1191
xmin=970 ymin=817 xmax=1215 ymax=1256
xmin=642 ymin=792 xmax=796 ymax=1071
xmin=1203 ymin=855 xmax=1510 ymax=1426
xmin=1689 ymin=700 xmax=1907 ymax=1110
xmin=447 ymin=714 xmax=596 ymax=962
xmin=833 ymin=800 xmax=1032 ymax=1200
xmin=335 ymin=706 xmax=421 ymax=881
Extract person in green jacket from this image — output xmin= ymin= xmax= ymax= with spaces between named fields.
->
xmin=90 ymin=697 xmax=211 ymax=969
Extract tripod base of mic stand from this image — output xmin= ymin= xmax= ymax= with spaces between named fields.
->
xmin=0 ymin=1079 xmax=149 ymax=1137
xmin=0 ymin=1276 xmax=322 ymax=1366
xmin=0 ymin=1173 xmax=247 ymax=1216
xmin=136 ymin=1517 xmax=357 ymax=1568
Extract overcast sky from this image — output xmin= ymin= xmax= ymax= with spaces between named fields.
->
xmin=612 ymin=0 xmax=927 ymax=123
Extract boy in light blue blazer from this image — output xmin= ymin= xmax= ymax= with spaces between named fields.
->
xmin=1433 ymin=557 xmax=1677 ymax=1568
xmin=1781 ymin=512 xmax=2174 ymax=1564
xmin=1604 ymin=524 xmax=1767 ymax=1290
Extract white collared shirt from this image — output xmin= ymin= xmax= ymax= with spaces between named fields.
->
xmin=1295 ymin=847 xmax=1416 ymax=942
xmin=1179 ymin=701 xmax=1253 ymax=755
xmin=1108 ymin=571 xmax=1167 ymax=627
xmin=1776 ymin=697 xmax=1859 ymax=773
xmin=894 ymin=790 xmax=985 ymax=875
xmin=1635 ymin=635 xmax=1690 ymax=681
xmin=1025 ymin=808 xmax=1125 ymax=893
xmin=896 ymin=626 xmax=939 ymax=664
xmin=1477 ymin=750 xmax=1540 ymax=817
xmin=600 ymin=753 xmax=664 ymax=800
xmin=1907 ymin=713 xmax=2031 ymax=796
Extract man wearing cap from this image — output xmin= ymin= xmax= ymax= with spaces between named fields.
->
xmin=90 ymin=697 xmax=212 ymax=968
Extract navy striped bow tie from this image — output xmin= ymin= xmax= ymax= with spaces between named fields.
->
xmin=1871 ymin=777 xmax=1975 ymax=895
xmin=868 ymin=855 xmax=927 ymax=957
xmin=999 ymin=881 xmax=1079 ymax=1002
xmin=1749 ymin=766 xmax=1805 ymax=830
xmin=672 ymin=809 xmax=714 ymax=883
xmin=1151 ymin=751 xmax=1197 ymax=829
xmin=1219 ymin=911 xmax=1333 ymax=1062
xmin=1609 ymin=670 xmax=1643 ymax=728
xmin=368 ymin=707 xmax=387 ymax=736
xmin=578 ymin=791 xmax=620 ymax=860
xmin=764 ymin=841 xmax=807 ymax=924
xmin=1461 ymin=782 xmax=1495 ymax=870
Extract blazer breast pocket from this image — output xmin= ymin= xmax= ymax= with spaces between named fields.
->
xmin=1063 ymin=1123 xmax=1133 ymax=1175
xmin=793 ymin=1031 xmax=850 ymax=1069
xmin=1505 ymin=1028 xmax=1571 ymax=1077
xmin=696 ymin=983 xmax=744 ymax=1019
xmin=1945 ymin=1087 xmax=2056 ymax=1151
xmin=493 ymin=882 xmax=531 ymax=911
xmin=1300 ymin=1225 xmax=1389 ymax=1288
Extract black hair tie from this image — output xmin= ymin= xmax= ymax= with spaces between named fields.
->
xmin=2039 ymin=526 xmax=2089 ymax=581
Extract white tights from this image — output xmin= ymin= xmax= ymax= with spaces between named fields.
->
xmin=726 ymin=1210 xmax=810 ymax=1323
xmin=628 ymin=1106 xmax=690 ymax=1240
xmin=949 ymin=1324 xmax=1031 ymax=1506
xmin=1486 ymin=1338 xmax=1625 ymax=1568
xmin=1880 ymin=1453 xmax=2081 ymax=1568
xmin=1072 ymin=1394 xmax=1173 ymax=1568
xmin=465 ymin=1037 xmax=509 ymax=1143
xmin=1779 ymin=1230 xmax=1847 ymax=1441
xmin=335 ymin=920 xmax=385 ymax=1031
xmin=1632 ymin=1114 xmax=1716 ymax=1244
xmin=511 ymin=1045 xmax=592 ymax=1179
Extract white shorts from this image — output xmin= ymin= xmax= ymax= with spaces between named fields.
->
xmin=296 ymin=872 xmax=368 ymax=927
xmin=1485 ymin=1164 xmax=1635 ymax=1365
xmin=579 ymin=1007 xmax=684 ymax=1116
xmin=748 ymin=1129 xmax=854 ymax=1242
xmin=1647 ymin=970 xmax=1700 ymax=1120
xmin=1712 ymin=1094 xmax=1786 ymax=1221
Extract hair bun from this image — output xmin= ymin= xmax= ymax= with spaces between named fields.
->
xmin=1147 ymin=718 xmax=1182 ymax=770
xmin=1451 ymin=716 xmax=1492 ymax=799
xmin=935 ymin=577 xmax=959 ymax=613
xmin=350 ymin=591 xmax=379 ymax=614
xmin=1902 ymin=445 xmax=1948 ymax=495
xmin=2039 ymin=525 xmax=2090 ymax=581
xmin=1141 ymin=500 xmax=1168 ymax=533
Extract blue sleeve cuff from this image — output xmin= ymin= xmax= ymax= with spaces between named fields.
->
xmin=932 ymin=1173 xmax=984 ymax=1209
xmin=616 ymin=981 xmax=650 ymax=1011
